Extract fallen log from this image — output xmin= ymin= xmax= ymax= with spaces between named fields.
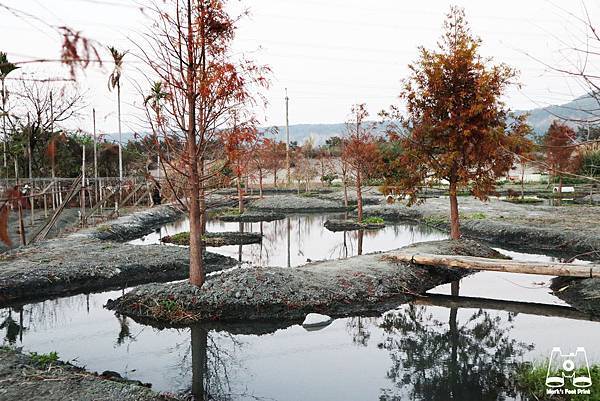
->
xmin=416 ymin=293 xmax=598 ymax=322
xmin=388 ymin=252 xmax=600 ymax=278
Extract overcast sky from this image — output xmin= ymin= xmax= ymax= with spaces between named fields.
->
xmin=1 ymin=0 xmax=599 ymax=136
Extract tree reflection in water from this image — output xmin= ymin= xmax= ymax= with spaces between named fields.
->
xmin=0 ymin=307 xmax=26 ymax=345
xmin=115 ymin=314 xmax=135 ymax=346
xmin=346 ymin=316 xmax=376 ymax=347
xmin=187 ymin=325 xmax=246 ymax=401
xmin=377 ymin=287 xmax=534 ymax=401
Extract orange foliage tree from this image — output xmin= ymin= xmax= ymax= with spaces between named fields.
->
xmin=264 ymin=139 xmax=286 ymax=188
xmin=383 ymin=7 xmax=532 ymax=239
xmin=140 ymin=0 xmax=268 ymax=287
xmin=544 ymin=121 xmax=581 ymax=194
xmin=342 ymin=103 xmax=381 ymax=222
xmin=251 ymin=137 xmax=277 ymax=198
xmin=221 ymin=120 xmax=260 ymax=212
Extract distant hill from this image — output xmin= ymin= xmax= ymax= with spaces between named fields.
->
xmin=515 ymin=94 xmax=599 ymax=137
xmin=104 ymin=95 xmax=599 ymax=145
xmin=265 ymin=122 xmax=391 ymax=145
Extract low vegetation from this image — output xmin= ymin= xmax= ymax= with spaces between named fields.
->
xmin=515 ymin=362 xmax=600 ymax=401
xmin=504 ymin=197 xmax=544 ymax=204
xmin=361 ymin=216 xmax=385 ymax=225
xmin=28 ymin=351 xmax=60 ymax=367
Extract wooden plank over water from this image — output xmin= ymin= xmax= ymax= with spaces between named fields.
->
xmin=388 ymin=252 xmax=600 ymax=278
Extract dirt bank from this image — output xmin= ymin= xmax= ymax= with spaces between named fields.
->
xmin=162 ymin=231 xmax=262 ymax=247
xmin=106 ymin=239 xmax=504 ymax=326
xmin=0 ymin=347 xmax=179 ymax=401
xmin=0 ymin=205 xmax=236 ymax=306
xmin=218 ymin=211 xmax=285 ymax=222
xmin=249 ymin=194 xmax=351 ymax=213
xmin=551 ymin=277 xmax=600 ymax=317
xmin=357 ymin=196 xmax=600 ymax=260
xmin=246 ymin=191 xmax=599 ymax=259
xmin=324 ymin=219 xmax=385 ymax=231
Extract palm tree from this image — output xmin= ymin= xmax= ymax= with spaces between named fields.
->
xmin=144 ymin=81 xmax=169 ymax=119
xmin=107 ymin=46 xmax=127 ymax=187
xmin=144 ymin=81 xmax=169 ymax=186
xmin=0 ymin=52 xmax=19 ymax=171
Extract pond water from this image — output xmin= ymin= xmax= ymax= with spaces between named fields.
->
xmin=2 ymin=214 xmax=599 ymax=401
xmin=130 ymin=214 xmax=448 ymax=267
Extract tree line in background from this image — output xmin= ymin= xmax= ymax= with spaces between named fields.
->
xmin=1 ymin=2 xmax=600 ymax=288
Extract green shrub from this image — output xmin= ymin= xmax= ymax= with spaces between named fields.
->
xmin=362 ymin=216 xmax=384 ymax=225
xmin=164 ymin=232 xmax=190 ymax=245
xmin=424 ymin=215 xmax=448 ymax=226
xmin=220 ymin=208 xmax=242 ymax=217
xmin=321 ymin=174 xmax=338 ymax=186
xmin=29 ymin=351 xmax=59 ymax=366
xmin=504 ymin=198 xmax=543 ymax=204
xmin=159 ymin=299 xmax=180 ymax=313
xmin=96 ymin=225 xmax=112 ymax=233
xmin=461 ymin=212 xmax=486 ymax=220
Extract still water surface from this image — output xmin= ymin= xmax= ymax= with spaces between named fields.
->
xmin=2 ymin=214 xmax=598 ymax=400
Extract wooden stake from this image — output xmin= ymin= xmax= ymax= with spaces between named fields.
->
xmin=17 ymin=201 xmax=26 ymax=246
xmin=81 ymin=144 xmax=86 ymax=226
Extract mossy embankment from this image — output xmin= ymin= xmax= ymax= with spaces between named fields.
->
xmin=161 ymin=231 xmax=262 ymax=246
xmin=106 ymin=239 xmax=504 ymax=326
xmin=324 ymin=217 xmax=385 ymax=232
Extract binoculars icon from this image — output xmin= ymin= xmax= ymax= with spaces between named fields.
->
xmin=546 ymin=347 xmax=593 ymax=388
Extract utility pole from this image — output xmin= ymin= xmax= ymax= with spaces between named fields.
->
xmin=1 ymin=77 xmax=6 ymax=171
xmin=93 ymin=108 xmax=98 ymax=203
xmin=285 ymin=88 xmax=290 ymax=187
xmin=50 ymin=92 xmax=56 ymax=210
xmin=117 ymin=81 xmax=123 ymax=205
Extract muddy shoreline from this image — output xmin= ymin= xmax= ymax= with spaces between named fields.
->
xmin=247 ymin=191 xmax=600 ymax=260
xmin=0 ymin=205 xmax=236 ymax=306
xmin=106 ymin=239 xmax=504 ymax=326
xmin=3 ymin=190 xmax=598 ymax=316
xmin=0 ymin=347 xmax=180 ymax=401
xmin=248 ymin=191 xmax=600 ymax=315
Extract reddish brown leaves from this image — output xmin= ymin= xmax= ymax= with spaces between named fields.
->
xmin=385 ymin=7 xmax=532 ymax=204
xmin=60 ymin=27 xmax=102 ymax=78
xmin=545 ymin=121 xmax=582 ymax=176
xmin=342 ymin=104 xmax=382 ymax=178
xmin=0 ymin=186 xmax=29 ymax=247
xmin=0 ymin=205 xmax=10 ymax=247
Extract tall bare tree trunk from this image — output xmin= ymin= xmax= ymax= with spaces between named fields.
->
xmin=259 ymin=169 xmax=263 ymax=198
xmin=559 ymin=175 xmax=563 ymax=195
xmin=356 ymin=171 xmax=363 ymax=222
xmin=558 ymin=175 xmax=563 ymax=206
xmin=187 ymin=0 xmax=204 ymax=287
xmin=449 ymin=180 xmax=461 ymax=239
xmin=199 ymin=157 xmax=207 ymax=235
xmin=357 ymin=229 xmax=364 ymax=255
xmin=342 ymin=169 xmax=349 ymax=208
xmin=520 ymin=160 xmax=525 ymax=200
xmin=237 ymin=174 xmax=244 ymax=213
